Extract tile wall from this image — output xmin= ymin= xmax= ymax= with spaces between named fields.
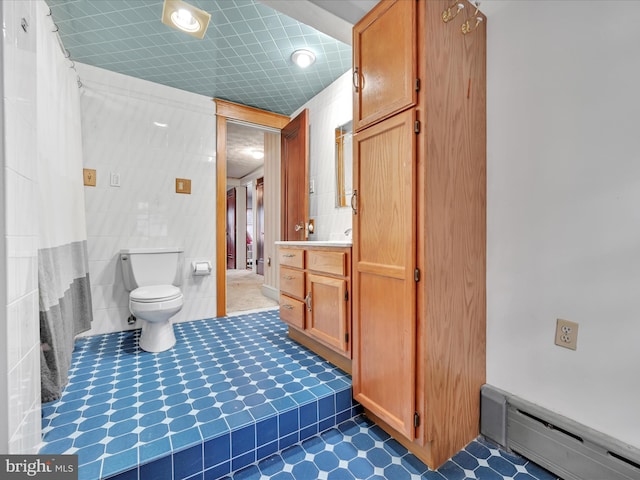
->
xmin=77 ymin=63 xmax=218 ymax=336
xmin=296 ymin=70 xmax=353 ymax=242
xmin=2 ymin=0 xmax=42 ymax=454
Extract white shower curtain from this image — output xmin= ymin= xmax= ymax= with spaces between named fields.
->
xmin=37 ymin=1 xmax=92 ymax=402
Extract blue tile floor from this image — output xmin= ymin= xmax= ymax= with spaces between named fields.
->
xmin=226 ymin=416 xmax=560 ymax=480
xmin=40 ymin=309 xmax=357 ymax=479
xmin=40 ymin=308 xmax=559 ymax=480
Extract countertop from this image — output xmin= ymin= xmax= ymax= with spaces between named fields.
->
xmin=275 ymin=240 xmax=352 ymax=247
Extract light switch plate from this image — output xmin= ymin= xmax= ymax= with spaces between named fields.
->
xmin=110 ymin=172 xmax=121 ymax=187
xmin=176 ymin=178 xmax=191 ymax=194
xmin=83 ymin=168 xmax=96 ymax=186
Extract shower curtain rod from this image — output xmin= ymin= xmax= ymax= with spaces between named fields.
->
xmin=45 ymin=7 xmax=82 ymax=88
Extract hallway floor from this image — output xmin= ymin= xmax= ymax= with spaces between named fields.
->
xmin=40 ymin=308 xmax=558 ymax=480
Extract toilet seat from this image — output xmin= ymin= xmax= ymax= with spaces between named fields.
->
xmin=131 ymin=285 xmax=182 ymax=303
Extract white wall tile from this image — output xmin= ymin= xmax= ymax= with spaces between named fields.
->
xmin=292 ymin=71 xmax=352 ymax=241
xmin=77 ymin=63 xmax=218 ymax=336
xmin=2 ymin=0 xmax=40 ymax=454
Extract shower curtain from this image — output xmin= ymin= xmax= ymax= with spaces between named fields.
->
xmin=37 ymin=1 xmax=93 ymax=402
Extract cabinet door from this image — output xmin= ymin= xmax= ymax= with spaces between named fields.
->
xmin=352 ymin=109 xmax=417 ymax=439
xmin=306 ymin=274 xmax=349 ymax=355
xmin=353 ymin=0 xmax=416 ymax=132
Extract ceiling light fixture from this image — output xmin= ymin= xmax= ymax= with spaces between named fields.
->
xmin=291 ymin=49 xmax=316 ymax=68
xmin=244 ymin=148 xmax=264 ymax=160
xmin=161 ymin=0 xmax=211 ymax=39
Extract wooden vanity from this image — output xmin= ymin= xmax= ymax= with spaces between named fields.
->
xmin=276 ymin=241 xmax=352 ymax=373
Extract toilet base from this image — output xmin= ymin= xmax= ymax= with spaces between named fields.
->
xmin=139 ymin=319 xmax=176 ymax=352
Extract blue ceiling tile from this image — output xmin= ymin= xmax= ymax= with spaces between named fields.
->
xmin=48 ymin=0 xmax=351 ymax=115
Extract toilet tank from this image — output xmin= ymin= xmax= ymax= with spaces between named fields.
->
xmin=120 ymin=247 xmax=184 ymax=291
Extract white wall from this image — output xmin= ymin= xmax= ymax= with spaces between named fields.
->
xmin=2 ymin=0 xmax=45 ymax=454
xmin=483 ymin=0 xmax=640 ymax=448
xmin=294 ymin=70 xmax=353 ymax=241
xmin=78 ymin=63 xmax=217 ymax=336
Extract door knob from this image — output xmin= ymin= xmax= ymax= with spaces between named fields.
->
xmin=294 ymin=222 xmax=304 ymax=232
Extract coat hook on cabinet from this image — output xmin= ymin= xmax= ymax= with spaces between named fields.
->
xmin=461 ymin=3 xmax=483 ymax=35
xmin=461 ymin=15 xmax=483 ymax=34
xmin=442 ymin=2 xmax=464 ymax=23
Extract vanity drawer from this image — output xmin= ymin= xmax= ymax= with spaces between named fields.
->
xmin=280 ymin=267 xmax=305 ymax=298
xmin=306 ymin=250 xmax=347 ymax=276
xmin=279 ymin=295 xmax=305 ymax=329
xmin=279 ymin=248 xmax=304 ymax=269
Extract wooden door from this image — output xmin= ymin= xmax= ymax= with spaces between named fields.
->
xmin=352 ymin=109 xmax=417 ymax=439
xmin=256 ymin=177 xmax=265 ymax=275
xmin=226 ymin=188 xmax=236 ymax=269
xmin=281 ymin=109 xmax=309 ymax=241
xmin=353 ymin=0 xmax=416 ymax=132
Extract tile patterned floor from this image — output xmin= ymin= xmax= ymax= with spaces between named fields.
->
xmin=40 ymin=308 xmax=560 ymax=480
xmin=40 ymin=309 xmax=356 ymax=479
xmin=224 ymin=415 xmax=560 ymax=480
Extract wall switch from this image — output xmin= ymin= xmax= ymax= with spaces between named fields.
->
xmin=309 ymin=179 xmax=315 ymax=194
xmin=555 ymin=318 xmax=579 ymax=350
xmin=176 ymin=178 xmax=191 ymax=194
xmin=83 ymin=168 xmax=96 ymax=186
xmin=110 ymin=172 xmax=121 ymax=187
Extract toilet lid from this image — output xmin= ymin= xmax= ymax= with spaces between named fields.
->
xmin=131 ymin=285 xmax=182 ymax=303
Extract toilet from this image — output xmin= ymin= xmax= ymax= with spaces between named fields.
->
xmin=120 ymin=247 xmax=184 ymax=352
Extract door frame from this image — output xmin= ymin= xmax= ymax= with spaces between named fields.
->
xmin=214 ymin=99 xmax=290 ymax=317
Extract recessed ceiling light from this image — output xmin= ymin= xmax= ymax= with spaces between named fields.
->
xmin=161 ymin=0 xmax=211 ymax=39
xmin=171 ymin=9 xmax=200 ymax=33
xmin=291 ymin=49 xmax=316 ymax=68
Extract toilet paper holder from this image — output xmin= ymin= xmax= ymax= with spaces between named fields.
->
xmin=191 ymin=261 xmax=212 ymax=276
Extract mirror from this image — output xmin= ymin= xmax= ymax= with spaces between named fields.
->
xmin=335 ymin=121 xmax=353 ymax=208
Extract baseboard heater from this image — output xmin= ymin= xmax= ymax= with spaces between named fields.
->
xmin=480 ymin=384 xmax=640 ymax=480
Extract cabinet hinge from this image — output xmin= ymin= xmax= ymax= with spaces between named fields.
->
xmin=414 ymin=412 xmax=420 ymax=428
xmin=414 ymin=268 xmax=420 ymax=282
xmin=345 ymin=333 xmax=349 ymax=343
xmin=345 ymin=290 xmax=349 ymax=301
xmin=415 ymin=78 xmax=420 ymax=92
xmin=414 ymin=121 xmax=420 ymax=134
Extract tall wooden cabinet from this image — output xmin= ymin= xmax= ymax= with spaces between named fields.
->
xmin=352 ymin=0 xmax=487 ymax=469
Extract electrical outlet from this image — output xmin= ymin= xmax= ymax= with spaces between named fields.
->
xmin=555 ymin=318 xmax=579 ymax=350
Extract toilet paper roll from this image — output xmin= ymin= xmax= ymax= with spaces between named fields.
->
xmin=192 ymin=261 xmax=212 ymax=276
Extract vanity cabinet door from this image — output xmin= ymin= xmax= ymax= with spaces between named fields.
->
xmin=305 ymin=273 xmax=349 ymax=355
xmin=352 ymin=0 xmax=417 ymax=132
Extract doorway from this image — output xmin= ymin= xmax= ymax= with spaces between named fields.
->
xmin=216 ymin=100 xmax=290 ymax=316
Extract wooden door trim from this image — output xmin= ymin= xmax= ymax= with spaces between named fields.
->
xmin=215 ymin=99 xmax=290 ymax=129
xmin=214 ymin=98 xmax=290 ymax=317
